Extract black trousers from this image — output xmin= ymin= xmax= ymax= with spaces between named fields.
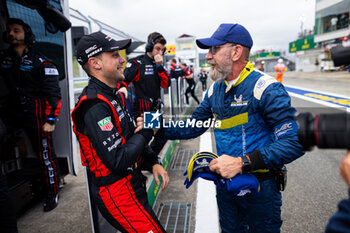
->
xmin=0 ymin=172 xmax=18 ymax=233
xmin=22 ymin=115 xmax=60 ymax=195
xmin=200 ymin=80 xmax=207 ymax=91
xmin=185 ymin=84 xmax=200 ymax=105
xmin=4 ymin=99 xmax=60 ymax=196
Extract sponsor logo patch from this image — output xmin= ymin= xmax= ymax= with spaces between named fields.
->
xmin=145 ymin=67 xmax=154 ymax=75
xmin=44 ymin=68 xmax=59 ymax=75
xmin=231 ymin=94 xmax=248 ymax=107
xmin=257 ymin=79 xmax=266 ymax=89
xmin=98 ymin=116 xmax=114 ymax=131
xmin=274 ymin=122 xmax=293 ymax=138
xmin=85 ymin=45 xmax=97 ymax=54
xmin=87 ymin=47 xmax=102 ymax=58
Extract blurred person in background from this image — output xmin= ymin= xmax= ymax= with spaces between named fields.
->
xmin=275 ymin=58 xmax=286 ymax=83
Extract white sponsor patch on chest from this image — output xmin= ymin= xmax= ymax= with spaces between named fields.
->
xmin=44 ymin=68 xmax=59 ymax=75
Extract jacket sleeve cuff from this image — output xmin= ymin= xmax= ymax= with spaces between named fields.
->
xmin=136 ymin=129 xmax=154 ymax=143
xmin=248 ymin=150 xmax=267 ymax=170
xmin=46 ymin=117 xmax=57 ymax=125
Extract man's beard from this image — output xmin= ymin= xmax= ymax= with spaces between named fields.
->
xmin=209 ymin=51 xmax=232 ymax=82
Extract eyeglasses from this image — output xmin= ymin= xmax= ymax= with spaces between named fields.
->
xmin=209 ymin=44 xmax=235 ymax=55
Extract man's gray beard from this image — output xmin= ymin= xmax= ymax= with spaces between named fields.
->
xmin=209 ymin=50 xmax=232 ymax=82
xmin=210 ymin=68 xmax=227 ymax=82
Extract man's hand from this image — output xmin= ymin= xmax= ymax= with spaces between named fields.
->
xmin=118 ymin=87 xmax=128 ymax=98
xmin=152 ymin=164 xmax=169 ymax=190
xmin=340 ymin=150 xmax=350 ymax=187
xmin=43 ymin=122 xmax=55 ymax=132
xmin=154 ymin=54 xmax=163 ymax=65
xmin=134 ymin=114 xmax=143 ymax=133
xmin=134 ymin=114 xmax=159 ymax=135
xmin=209 ymin=154 xmax=243 ymax=179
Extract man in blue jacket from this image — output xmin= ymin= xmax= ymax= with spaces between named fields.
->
xmin=326 ymin=150 xmax=350 ymax=233
xmin=163 ymin=23 xmax=304 ymax=232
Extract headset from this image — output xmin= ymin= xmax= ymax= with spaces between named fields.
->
xmin=145 ymin=33 xmax=166 ymax=54
xmin=2 ymin=18 xmax=36 ymax=46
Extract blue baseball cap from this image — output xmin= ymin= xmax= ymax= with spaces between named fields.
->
xmin=196 ymin=23 xmax=253 ymax=49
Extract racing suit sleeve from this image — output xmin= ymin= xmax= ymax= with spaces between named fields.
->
xmin=156 ymin=65 xmax=170 ymax=88
xmin=248 ymin=82 xmax=304 ymax=170
xmin=164 ymin=90 xmax=213 ymax=140
xmin=81 ymin=101 xmax=154 ymax=173
xmin=139 ymin=145 xmax=161 ymax=172
xmin=39 ymin=62 xmax=62 ymax=123
xmin=123 ymin=59 xmax=140 ymax=88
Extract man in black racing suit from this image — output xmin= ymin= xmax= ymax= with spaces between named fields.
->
xmin=123 ymin=32 xmax=171 ymax=155
xmin=72 ymin=31 xmax=169 ymax=232
xmin=0 ymin=18 xmax=61 ymax=211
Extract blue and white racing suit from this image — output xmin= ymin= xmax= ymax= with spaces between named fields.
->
xmin=164 ymin=62 xmax=304 ymax=233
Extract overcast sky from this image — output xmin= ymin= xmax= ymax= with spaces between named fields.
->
xmin=69 ymin=0 xmax=315 ymax=53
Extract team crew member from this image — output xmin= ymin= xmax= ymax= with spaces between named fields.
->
xmin=181 ymin=63 xmax=200 ymax=106
xmin=258 ymin=61 xmax=265 ymax=72
xmin=0 ymin=119 xmax=18 ymax=233
xmin=169 ymin=58 xmax=185 ymax=106
xmin=163 ymin=23 xmax=304 ymax=232
xmin=198 ymin=68 xmax=208 ymax=91
xmin=0 ymin=18 xmax=61 ymax=211
xmin=170 ymin=58 xmax=185 ymax=80
xmin=275 ymin=58 xmax=286 ymax=83
xmin=72 ymin=32 xmax=169 ymax=232
xmin=326 ymin=150 xmax=350 ymax=233
xmin=124 ymin=32 xmax=171 ymax=155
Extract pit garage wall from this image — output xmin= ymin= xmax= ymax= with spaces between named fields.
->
xmin=295 ymin=48 xmax=323 ymax=72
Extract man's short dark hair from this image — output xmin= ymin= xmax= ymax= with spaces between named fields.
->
xmin=147 ymin=32 xmax=166 ymax=45
xmin=171 ymin=58 xmax=176 ymax=63
xmin=6 ymin=18 xmax=35 ymax=46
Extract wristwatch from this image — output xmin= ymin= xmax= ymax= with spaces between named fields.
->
xmin=241 ymin=155 xmax=252 ymax=173
xmin=46 ymin=117 xmax=57 ymax=125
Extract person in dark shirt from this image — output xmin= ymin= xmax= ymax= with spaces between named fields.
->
xmin=198 ymin=68 xmax=208 ymax=91
xmin=72 ymin=31 xmax=169 ymax=232
xmin=124 ymin=32 xmax=171 ymax=155
xmin=0 ymin=18 xmax=61 ymax=211
xmin=326 ymin=150 xmax=350 ymax=233
xmin=181 ymin=63 xmax=200 ymax=106
xmin=170 ymin=58 xmax=185 ymax=80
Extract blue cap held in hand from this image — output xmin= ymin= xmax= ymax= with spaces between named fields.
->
xmin=196 ymin=23 xmax=253 ymax=49
xmin=184 ymin=151 xmax=260 ymax=196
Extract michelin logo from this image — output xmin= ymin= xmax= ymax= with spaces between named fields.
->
xmin=144 ymin=110 xmax=161 ymax=129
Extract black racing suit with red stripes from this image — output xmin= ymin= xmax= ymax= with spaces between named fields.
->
xmin=71 ymin=76 xmax=165 ymax=233
xmin=123 ymin=53 xmax=171 ymax=155
xmin=0 ymin=48 xmax=61 ymax=196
